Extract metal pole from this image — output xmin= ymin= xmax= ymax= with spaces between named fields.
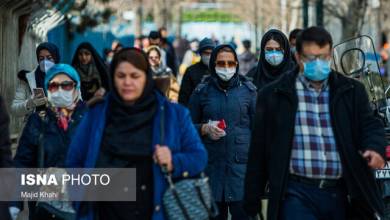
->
xmin=316 ymin=0 xmax=324 ymax=27
xmin=303 ymin=0 xmax=309 ymax=28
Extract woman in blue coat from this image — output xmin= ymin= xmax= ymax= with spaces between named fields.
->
xmin=11 ymin=64 xmax=87 ymax=220
xmin=188 ymin=44 xmax=257 ymax=220
xmin=65 ymin=48 xmax=207 ymax=220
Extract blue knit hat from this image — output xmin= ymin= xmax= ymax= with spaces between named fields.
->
xmin=44 ymin=64 xmax=81 ymax=92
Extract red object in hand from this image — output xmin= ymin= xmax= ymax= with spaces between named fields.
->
xmin=217 ymin=119 xmax=226 ymax=130
xmin=386 ymin=145 xmax=390 ymax=159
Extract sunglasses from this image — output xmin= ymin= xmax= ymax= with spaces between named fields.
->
xmin=215 ymin=61 xmax=238 ymax=68
xmin=48 ymin=81 xmax=75 ymax=92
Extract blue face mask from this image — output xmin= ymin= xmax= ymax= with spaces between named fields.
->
xmin=265 ymin=50 xmax=284 ymax=66
xmin=303 ymin=59 xmax=331 ymax=81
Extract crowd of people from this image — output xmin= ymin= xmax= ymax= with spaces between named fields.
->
xmin=0 ymin=25 xmax=387 ymax=220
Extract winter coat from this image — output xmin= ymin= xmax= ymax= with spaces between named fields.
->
xmin=244 ymin=69 xmax=387 ymax=220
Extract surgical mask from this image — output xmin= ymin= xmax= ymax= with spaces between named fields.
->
xmin=39 ymin=59 xmax=55 ymax=73
xmin=265 ymin=50 xmax=284 ymax=66
xmin=303 ymin=59 xmax=331 ymax=81
xmin=215 ymin=67 xmax=236 ymax=81
xmin=48 ymin=89 xmax=75 ymax=108
xmin=201 ymin=55 xmax=211 ymax=66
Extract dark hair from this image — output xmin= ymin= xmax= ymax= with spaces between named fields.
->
xmin=263 ymin=33 xmax=286 ymax=51
xmin=289 ymin=28 xmax=303 ymax=41
xmin=296 ymin=26 xmax=333 ymax=54
xmin=147 ymin=47 xmax=161 ymax=58
xmin=110 ymin=48 xmax=149 ymax=76
xmin=148 ymin=31 xmax=161 ymax=40
xmin=242 ymin=40 xmax=251 ymax=49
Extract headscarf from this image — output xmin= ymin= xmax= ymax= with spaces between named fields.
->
xmin=254 ymin=29 xmax=296 ymax=89
xmin=44 ymin=64 xmax=81 ymax=131
xmin=100 ymin=48 xmax=157 ymax=159
xmin=35 ymin=42 xmax=60 ymax=89
xmin=71 ymin=42 xmax=109 ymax=100
xmin=209 ymin=44 xmax=240 ymax=89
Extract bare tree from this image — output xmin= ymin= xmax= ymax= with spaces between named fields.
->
xmin=323 ymin=0 xmax=369 ymax=40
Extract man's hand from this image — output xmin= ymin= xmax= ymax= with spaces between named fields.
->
xmin=363 ymin=150 xmax=385 ymax=169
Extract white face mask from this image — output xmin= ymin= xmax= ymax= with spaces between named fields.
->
xmin=48 ymin=89 xmax=75 ymax=108
xmin=215 ymin=67 xmax=236 ymax=81
xmin=201 ymin=55 xmax=211 ymax=66
xmin=39 ymin=59 xmax=55 ymax=73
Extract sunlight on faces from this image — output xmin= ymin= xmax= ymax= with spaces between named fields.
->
xmin=78 ymin=49 xmax=92 ymax=65
xmin=215 ymin=51 xmax=237 ymax=68
xmin=296 ymin=42 xmax=332 ymax=71
xmin=38 ymin=49 xmax=54 ymax=62
xmin=49 ymin=74 xmax=77 ymax=96
xmin=148 ymin=50 xmax=161 ymax=67
xmin=114 ymin=62 xmax=146 ymax=104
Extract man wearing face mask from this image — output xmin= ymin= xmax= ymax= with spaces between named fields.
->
xmin=289 ymin=28 xmax=303 ymax=64
xmin=11 ymin=42 xmax=60 ymax=118
xmin=189 ymin=44 xmax=257 ymax=220
xmin=244 ymin=27 xmax=386 ymax=220
xmin=179 ymin=37 xmax=216 ymax=106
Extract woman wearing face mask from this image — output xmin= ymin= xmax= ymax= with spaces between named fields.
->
xmin=146 ymin=46 xmax=180 ymax=102
xmin=66 ymin=48 xmax=207 ymax=220
xmin=188 ymin=44 xmax=257 ymax=220
xmin=11 ymin=42 xmax=60 ymax=118
xmin=10 ymin=64 xmax=86 ymax=220
xmin=72 ymin=42 xmax=109 ymax=104
xmin=247 ymin=29 xmax=296 ymax=90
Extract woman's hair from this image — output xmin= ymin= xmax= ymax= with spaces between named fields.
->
xmin=263 ymin=33 xmax=286 ymax=51
xmin=146 ymin=46 xmax=161 ymax=58
xmin=110 ymin=48 xmax=149 ymax=75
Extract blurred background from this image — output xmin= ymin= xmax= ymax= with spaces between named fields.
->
xmin=1 ymin=0 xmax=389 ymax=133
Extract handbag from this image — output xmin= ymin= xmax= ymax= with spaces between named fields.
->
xmin=159 ymin=106 xmax=218 ymax=220
xmin=34 ymin=111 xmax=76 ymax=220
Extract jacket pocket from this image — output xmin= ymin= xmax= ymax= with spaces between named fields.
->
xmin=235 ymin=152 xmax=248 ymax=164
xmin=234 ymin=135 xmax=250 ymax=164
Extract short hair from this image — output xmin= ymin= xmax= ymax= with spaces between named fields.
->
xmin=148 ymin=31 xmax=160 ymax=40
xmin=296 ymin=26 xmax=333 ymax=54
xmin=289 ymin=28 xmax=303 ymax=41
xmin=242 ymin=40 xmax=251 ymax=49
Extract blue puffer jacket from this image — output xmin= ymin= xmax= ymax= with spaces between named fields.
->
xmin=65 ymin=91 xmax=208 ymax=220
xmin=14 ymin=102 xmax=87 ymax=168
xmin=188 ymin=44 xmax=257 ymax=202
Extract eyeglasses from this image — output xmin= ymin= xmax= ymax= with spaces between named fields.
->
xmin=215 ymin=61 xmax=238 ymax=68
xmin=48 ymin=81 xmax=75 ymax=92
xmin=301 ymin=54 xmax=331 ymax=62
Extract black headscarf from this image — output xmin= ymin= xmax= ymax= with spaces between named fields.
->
xmin=98 ymin=48 xmax=157 ymax=163
xmin=253 ymin=29 xmax=296 ymax=89
xmin=71 ymin=42 xmax=109 ymax=91
xmin=35 ymin=42 xmax=60 ymax=88
xmin=209 ymin=44 xmax=240 ymax=89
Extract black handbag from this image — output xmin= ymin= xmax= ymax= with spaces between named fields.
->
xmin=34 ymin=111 xmax=76 ymax=220
xmin=159 ymin=106 xmax=218 ymax=220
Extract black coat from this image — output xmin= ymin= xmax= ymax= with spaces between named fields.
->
xmin=244 ymin=69 xmax=387 ymax=220
xmin=0 ymin=95 xmax=12 ymax=220
xmin=178 ymin=62 xmax=210 ymax=106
